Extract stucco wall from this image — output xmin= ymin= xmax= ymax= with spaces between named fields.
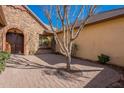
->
xmin=0 ymin=5 xmax=45 ymax=55
xmin=57 ymin=16 xmax=124 ymax=67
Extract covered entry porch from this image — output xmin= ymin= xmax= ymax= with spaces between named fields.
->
xmin=36 ymin=30 xmax=56 ymax=54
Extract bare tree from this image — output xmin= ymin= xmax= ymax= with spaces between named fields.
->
xmin=41 ymin=5 xmax=97 ymax=71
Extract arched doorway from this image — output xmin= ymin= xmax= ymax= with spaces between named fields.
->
xmin=5 ymin=29 xmax=24 ymax=54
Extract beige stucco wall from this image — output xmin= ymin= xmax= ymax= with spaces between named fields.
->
xmin=0 ymin=5 xmax=45 ymax=55
xmin=57 ymin=16 xmax=124 ymax=67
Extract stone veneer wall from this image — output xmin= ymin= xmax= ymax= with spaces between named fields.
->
xmin=0 ymin=5 xmax=45 ymax=55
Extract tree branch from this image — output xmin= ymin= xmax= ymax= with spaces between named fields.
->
xmin=71 ymin=5 xmax=97 ymax=41
xmin=44 ymin=8 xmax=66 ymax=54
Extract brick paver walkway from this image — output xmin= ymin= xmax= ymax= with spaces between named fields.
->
xmin=0 ymin=54 xmax=120 ymax=88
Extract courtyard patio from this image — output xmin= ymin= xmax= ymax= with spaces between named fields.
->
xmin=0 ymin=54 xmax=120 ymax=88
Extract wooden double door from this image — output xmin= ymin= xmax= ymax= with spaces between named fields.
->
xmin=6 ymin=32 xmax=24 ymax=54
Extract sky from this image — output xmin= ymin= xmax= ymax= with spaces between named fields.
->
xmin=28 ymin=5 xmax=124 ymax=27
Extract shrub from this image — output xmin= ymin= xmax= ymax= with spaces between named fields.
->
xmin=0 ymin=60 xmax=6 ymax=73
xmin=40 ymin=36 xmax=49 ymax=47
xmin=0 ymin=51 xmax=10 ymax=73
xmin=0 ymin=51 xmax=10 ymax=60
xmin=98 ymin=54 xmax=110 ymax=64
xmin=71 ymin=43 xmax=78 ymax=57
xmin=51 ymin=36 xmax=56 ymax=52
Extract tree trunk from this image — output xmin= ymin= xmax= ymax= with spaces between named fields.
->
xmin=66 ymin=54 xmax=71 ymax=71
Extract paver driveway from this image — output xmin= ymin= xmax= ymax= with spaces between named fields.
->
xmin=0 ymin=54 xmax=120 ymax=88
